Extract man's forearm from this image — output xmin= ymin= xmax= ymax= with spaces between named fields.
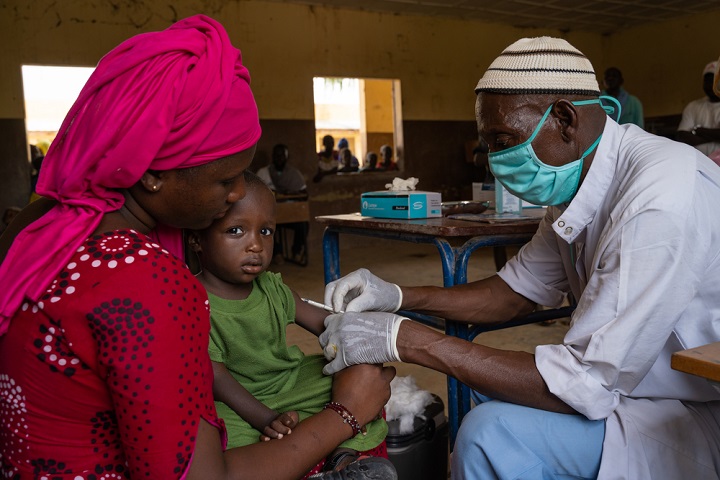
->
xmin=697 ymin=127 xmax=720 ymax=142
xmin=677 ymin=128 xmax=720 ymax=146
xmin=396 ymin=320 xmax=576 ymax=414
xmin=399 ymin=275 xmax=536 ymax=324
xmin=676 ymin=130 xmax=705 ymax=146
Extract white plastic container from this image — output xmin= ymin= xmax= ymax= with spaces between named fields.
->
xmin=495 ymin=179 xmax=522 ymax=214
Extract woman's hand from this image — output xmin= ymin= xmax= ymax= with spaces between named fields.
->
xmin=330 ymin=364 xmax=395 ymax=428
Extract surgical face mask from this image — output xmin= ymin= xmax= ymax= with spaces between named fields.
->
xmin=488 ymin=97 xmax=618 ymax=206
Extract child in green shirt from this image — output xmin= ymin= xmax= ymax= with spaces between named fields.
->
xmin=188 ymin=171 xmax=389 ymax=479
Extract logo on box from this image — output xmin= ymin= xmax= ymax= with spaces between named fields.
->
xmin=360 ymin=191 xmax=442 ymax=219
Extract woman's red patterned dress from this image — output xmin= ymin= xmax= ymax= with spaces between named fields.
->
xmin=0 ymin=230 xmax=225 ymax=479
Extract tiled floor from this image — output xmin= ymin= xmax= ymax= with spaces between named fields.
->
xmin=273 ymin=234 xmax=571 ymax=414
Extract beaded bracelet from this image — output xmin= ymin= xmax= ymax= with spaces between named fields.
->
xmin=323 ymin=401 xmax=367 ymax=436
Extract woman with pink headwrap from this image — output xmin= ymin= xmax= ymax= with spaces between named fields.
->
xmin=0 ymin=15 xmax=394 ymax=479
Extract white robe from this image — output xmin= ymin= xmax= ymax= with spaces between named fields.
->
xmin=500 ymin=119 xmax=720 ymax=479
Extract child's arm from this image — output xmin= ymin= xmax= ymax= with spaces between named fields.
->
xmin=291 ymin=290 xmax=329 ymax=336
xmin=211 ymin=361 xmax=298 ymax=440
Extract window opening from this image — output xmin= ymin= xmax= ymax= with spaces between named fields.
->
xmin=22 ymin=65 xmax=94 ymax=154
xmin=313 ymin=76 xmax=403 ymax=173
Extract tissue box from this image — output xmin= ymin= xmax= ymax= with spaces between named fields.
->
xmin=361 ymin=191 xmax=442 ymax=219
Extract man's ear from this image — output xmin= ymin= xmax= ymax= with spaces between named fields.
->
xmin=552 ymin=99 xmax=578 ymax=143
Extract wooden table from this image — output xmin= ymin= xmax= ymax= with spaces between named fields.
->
xmin=671 ymin=342 xmax=720 ymax=384
xmin=315 ymin=211 xmax=545 ymax=289
xmin=275 ymin=199 xmax=310 ymax=225
xmin=315 ymin=210 xmax=574 ymax=447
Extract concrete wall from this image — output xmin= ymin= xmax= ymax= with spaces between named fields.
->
xmin=2 ymin=1 xmax=719 ymax=243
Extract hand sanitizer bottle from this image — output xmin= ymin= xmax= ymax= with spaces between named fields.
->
xmin=495 ymin=178 xmax=522 ymax=214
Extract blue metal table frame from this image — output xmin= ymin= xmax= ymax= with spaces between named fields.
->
xmin=315 ymin=212 xmax=572 ymax=448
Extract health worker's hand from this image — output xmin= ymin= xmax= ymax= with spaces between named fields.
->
xmin=324 ymin=268 xmax=402 ymax=313
xmin=319 ymin=312 xmax=405 ymax=375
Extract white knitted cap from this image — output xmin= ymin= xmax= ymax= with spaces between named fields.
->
xmin=475 ymin=37 xmax=600 ymax=95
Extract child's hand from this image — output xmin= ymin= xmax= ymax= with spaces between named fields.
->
xmin=259 ymin=411 xmax=299 ymax=441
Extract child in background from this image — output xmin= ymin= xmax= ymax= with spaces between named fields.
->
xmin=187 ymin=171 xmax=388 ymax=478
xmin=360 ymin=152 xmax=379 ymax=172
xmin=379 ymin=145 xmax=399 ymax=171
xmin=337 ymin=148 xmax=359 ymax=173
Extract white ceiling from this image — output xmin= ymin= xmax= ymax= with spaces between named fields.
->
xmin=262 ymin=0 xmax=720 ymax=35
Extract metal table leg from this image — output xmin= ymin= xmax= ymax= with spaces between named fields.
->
xmin=322 ymin=228 xmax=341 ymax=284
xmin=319 ymin=226 xmax=565 ymax=451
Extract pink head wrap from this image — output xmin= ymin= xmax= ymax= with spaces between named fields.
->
xmin=0 ymin=15 xmax=261 ymax=334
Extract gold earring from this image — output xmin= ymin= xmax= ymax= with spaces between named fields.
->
xmin=152 ymin=185 xmax=158 ymax=191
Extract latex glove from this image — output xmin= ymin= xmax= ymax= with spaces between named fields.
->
xmin=319 ymin=312 xmax=405 ymax=375
xmin=324 ymin=268 xmax=403 ymax=313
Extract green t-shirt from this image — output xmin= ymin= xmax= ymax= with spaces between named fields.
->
xmin=208 ymin=271 xmax=387 ymax=449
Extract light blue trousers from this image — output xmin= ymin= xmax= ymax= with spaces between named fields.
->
xmin=452 ymin=395 xmax=605 ymax=480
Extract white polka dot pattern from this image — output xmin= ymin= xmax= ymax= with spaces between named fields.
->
xmin=0 ymin=374 xmax=29 ymax=476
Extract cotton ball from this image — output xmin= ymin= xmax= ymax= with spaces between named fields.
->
xmin=385 ymin=376 xmax=434 ymax=434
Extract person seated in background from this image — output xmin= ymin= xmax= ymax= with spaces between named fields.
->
xmin=337 ymin=138 xmax=359 ymax=170
xmin=378 ymin=145 xmax=398 ymax=171
xmin=29 ymin=145 xmax=45 ymax=203
xmin=313 ymin=134 xmax=339 ymax=182
xmin=29 ymin=145 xmax=43 ymax=190
xmin=337 ymin=148 xmax=359 ymax=173
xmin=710 ymin=57 xmax=720 ymax=166
xmin=676 ymin=61 xmax=720 ymax=157
xmin=257 ymin=143 xmax=309 ymax=265
xmin=257 ymin=143 xmax=307 ymax=196
xmin=187 ymin=171 xmax=390 ymax=479
xmin=601 ymin=67 xmax=644 ymax=128
xmin=359 ymin=152 xmax=380 ymax=172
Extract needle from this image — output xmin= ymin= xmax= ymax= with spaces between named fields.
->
xmin=301 ymin=298 xmax=344 ymax=314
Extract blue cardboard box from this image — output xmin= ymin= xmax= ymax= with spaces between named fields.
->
xmin=361 ymin=191 xmax=442 ymax=219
